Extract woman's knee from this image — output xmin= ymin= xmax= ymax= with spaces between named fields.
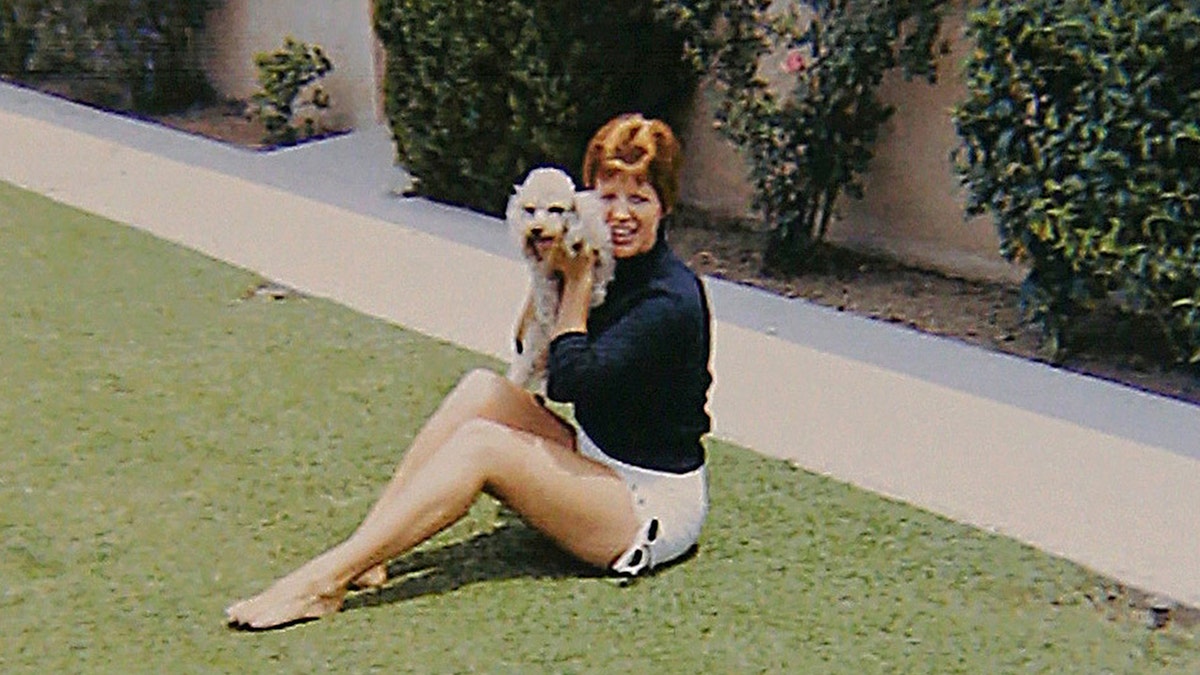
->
xmin=450 ymin=368 xmax=532 ymax=416
xmin=443 ymin=418 xmax=559 ymax=488
xmin=443 ymin=368 xmax=570 ymax=448
xmin=452 ymin=369 xmax=509 ymax=404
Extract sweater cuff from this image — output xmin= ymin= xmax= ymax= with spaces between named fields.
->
xmin=549 ymin=330 xmax=587 ymax=349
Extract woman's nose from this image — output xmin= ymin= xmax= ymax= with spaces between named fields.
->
xmin=608 ymin=200 xmax=631 ymax=220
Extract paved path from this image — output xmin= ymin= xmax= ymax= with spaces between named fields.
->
xmin=2 ymin=83 xmax=1198 ymax=607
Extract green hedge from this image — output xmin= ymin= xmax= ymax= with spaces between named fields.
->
xmin=373 ymin=0 xmax=695 ymax=214
xmin=0 ymin=1 xmax=32 ymax=75
xmin=955 ymin=0 xmax=1200 ymax=362
xmin=0 ymin=0 xmax=218 ymax=112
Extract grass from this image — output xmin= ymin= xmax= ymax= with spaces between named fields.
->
xmin=1 ymin=180 xmax=1197 ymax=673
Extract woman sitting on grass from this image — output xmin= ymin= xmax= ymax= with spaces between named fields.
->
xmin=226 ymin=113 xmax=714 ymax=630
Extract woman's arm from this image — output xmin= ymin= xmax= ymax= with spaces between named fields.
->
xmin=547 ymin=290 xmax=686 ymax=404
xmin=551 ymin=248 xmax=595 ymax=339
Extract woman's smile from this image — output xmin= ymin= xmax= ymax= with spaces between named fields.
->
xmin=610 ymin=221 xmax=638 ymax=248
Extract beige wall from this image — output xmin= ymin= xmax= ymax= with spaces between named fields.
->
xmin=197 ymin=3 xmax=1019 ymax=283
xmin=679 ymin=9 xmax=1023 ymax=283
xmin=200 ymin=0 xmax=382 ymax=129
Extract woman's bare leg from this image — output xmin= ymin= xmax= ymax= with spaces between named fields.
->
xmin=349 ymin=369 xmax=575 ymax=587
xmin=367 ymin=369 xmax=576 ymax=506
xmin=225 ymin=371 xmax=637 ymax=629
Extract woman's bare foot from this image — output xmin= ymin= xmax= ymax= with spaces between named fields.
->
xmin=225 ymin=571 xmax=347 ymax=630
xmin=349 ymin=563 xmax=387 ymax=590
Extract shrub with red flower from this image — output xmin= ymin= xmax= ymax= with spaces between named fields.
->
xmin=657 ymin=0 xmax=950 ymax=269
xmin=782 ymin=49 xmax=806 ymax=74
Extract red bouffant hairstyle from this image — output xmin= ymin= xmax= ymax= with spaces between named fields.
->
xmin=582 ymin=113 xmax=683 ymax=213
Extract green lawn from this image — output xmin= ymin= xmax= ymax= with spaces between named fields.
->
xmin=1 ymin=180 xmax=1196 ymax=673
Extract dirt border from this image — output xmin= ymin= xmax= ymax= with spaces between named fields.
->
xmin=666 ymin=206 xmax=1199 ymax=408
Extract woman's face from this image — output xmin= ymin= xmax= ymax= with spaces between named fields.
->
xmin=595 ymin=172 xmax=663 ymax=259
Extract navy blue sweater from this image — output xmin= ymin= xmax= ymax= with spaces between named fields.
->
xmin=547 ymin=236 xmax=712 ymax=473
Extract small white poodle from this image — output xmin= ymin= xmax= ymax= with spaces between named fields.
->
xmin=505 ymin=167 xmax=615 ymax=395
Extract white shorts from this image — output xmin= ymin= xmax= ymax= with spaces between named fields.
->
xmin=577 ymin=431 xmax=708 ymax=576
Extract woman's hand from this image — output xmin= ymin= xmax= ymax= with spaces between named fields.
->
xmin=550 ymin=245 xmax=597 ymax=338
xmin=551 ymin=245 xmax=597 ymax=290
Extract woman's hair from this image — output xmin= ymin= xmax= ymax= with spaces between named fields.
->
xmin=582 ymin=113 xmax=683 ymax=213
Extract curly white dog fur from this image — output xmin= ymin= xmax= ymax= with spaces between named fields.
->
xmin=505 ymin=167 xmax=615 ymax=395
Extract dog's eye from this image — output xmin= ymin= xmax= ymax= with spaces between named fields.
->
xmin=523 ymin=205 xmax=536 ymax=215
xmin=547 ymin=205 xmax=566 ymax=215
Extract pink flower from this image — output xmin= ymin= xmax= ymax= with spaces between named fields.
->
xmin=782 ymin=49 xmax=806 ymax=74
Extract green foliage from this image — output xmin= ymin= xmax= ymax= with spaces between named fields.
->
xmin=373 ymin=0 xmax=695 ymax=214
xmin=955 ymin=0 xmax=1200 ymax=362
xmin=0 ymin=1 xmax=36 ymax=76
xmin=249 ymin=36 xmax=334 ymax=147
xmin=0 ymin=0 xmax=219 ymax=112
xmin=656 ymin=0 xmax=950 ymax=270
xmin=0 ymin=0 xmax=218 ymax=110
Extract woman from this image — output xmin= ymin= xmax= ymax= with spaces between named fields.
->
xmin=226 ymin=113 xmax=713 ymax=630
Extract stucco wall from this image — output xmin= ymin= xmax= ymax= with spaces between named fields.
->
xmin=678 ymin=9 xmax=1023 ymax=283
xmin=200 ymin=0 xmax=382 ymax=129
xmin=197 ymin=2 xmax=1019 ymax=283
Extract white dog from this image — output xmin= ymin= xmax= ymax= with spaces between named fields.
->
xmin=505 ymin=167 xmax=615 ymax=395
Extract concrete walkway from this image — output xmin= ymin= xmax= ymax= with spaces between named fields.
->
xmin=2 ymin=82 xmax=1198 ymax=608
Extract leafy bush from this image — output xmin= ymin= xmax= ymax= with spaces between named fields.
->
xmin=249 ymin=36 xmax=334 ymax=147
xmin=0 ymin=0 xmax=218 ymax=112
xmin=0 ymin=1 xmax=35 ymax=76
xmin=656 ymin=0 xmax=950 ymax=270
xmin=954 ymin=0 xmax=1200 ymax=362
xmin=373 ymin=0 xmax=695 ymax=214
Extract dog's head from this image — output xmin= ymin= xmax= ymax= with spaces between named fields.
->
xmin=507 ymin=167 xmax=578 ymax=268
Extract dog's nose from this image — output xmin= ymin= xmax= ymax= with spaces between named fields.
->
xmin=530 ymin=226 xmax=543 ymax=238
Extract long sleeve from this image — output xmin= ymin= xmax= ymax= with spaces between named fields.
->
xmin=546 ymin=291 xmax=681 ymax=404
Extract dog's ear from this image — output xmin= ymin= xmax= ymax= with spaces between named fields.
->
xmin=573 ymin=190 xmax=604 ymax=224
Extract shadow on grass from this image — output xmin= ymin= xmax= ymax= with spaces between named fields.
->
xmin=343 ymin=516 xmax=702 ymax=614
xmin=341 ymin=519 xmax=605 ymax=611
